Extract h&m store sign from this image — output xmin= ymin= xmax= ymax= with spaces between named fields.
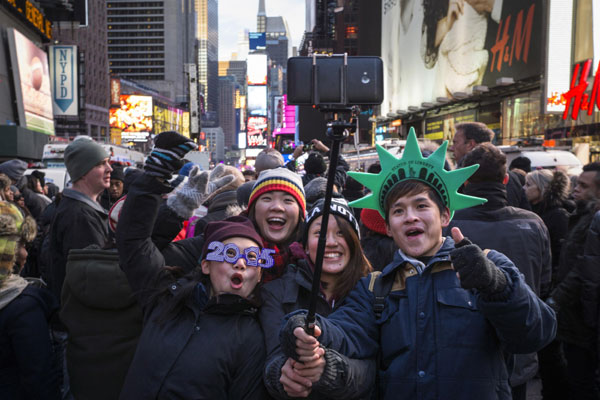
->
xmin=557 ymin=59 xmax=600 ymax=121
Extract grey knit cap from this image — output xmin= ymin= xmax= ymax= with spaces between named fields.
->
xmin=64 ymin=139 xmax=110 ymax=182
xmin=0 ymin=159 xmax=28 ymax=182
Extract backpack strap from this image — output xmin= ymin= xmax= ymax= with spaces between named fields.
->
xmin=367 ymin=271 xmax=394 ymax=320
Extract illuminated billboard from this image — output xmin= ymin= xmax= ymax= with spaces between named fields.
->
xmin=153 ymin=104 xmax=187 ymax=135
xmin=247 ymin=85 xmax=267 ymax=116
xmin=247 ymin=54 xmax=268 ymax=85
xmin=110 ymin=95 xmax=153 ymax=133
xmin=247 ymin=116 xmax=268 ymax=147
xmin=7 ymin=28 xmax=55 ymax=135
xmin=381 ymin=0 xmax=543 ymax=115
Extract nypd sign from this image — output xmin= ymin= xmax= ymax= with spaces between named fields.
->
xmin=49 ymin=45 xmax=78 ymax=116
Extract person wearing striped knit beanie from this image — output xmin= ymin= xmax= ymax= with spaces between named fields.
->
xmin=246 ymin=167 xmax=307 ymax=282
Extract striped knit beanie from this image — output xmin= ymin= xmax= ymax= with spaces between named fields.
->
xmin=248 ymin=167 xmax=306 ymax=216
xmin=0 ymin=202 xmax=36 ymax=275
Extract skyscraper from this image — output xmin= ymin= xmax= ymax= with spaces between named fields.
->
xmin=196 ymin=0 xmax=219 ymax=119
xmin=106 ymin=0 xmax=196 ymax=102
xmin=53 ymin=0 xmax=110 ymax=139
xmin=256 ymin=1 xmax=291 ymax=93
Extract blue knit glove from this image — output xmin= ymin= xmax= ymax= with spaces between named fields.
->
xmin=144 ymin=131 xmax=197 ymax=179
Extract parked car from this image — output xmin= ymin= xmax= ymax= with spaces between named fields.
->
xmin=499 ymin=146 xmax=583 ymax=176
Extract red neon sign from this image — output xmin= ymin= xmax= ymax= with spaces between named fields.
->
xmin=562 ymin=59 xmax=600 ymax=120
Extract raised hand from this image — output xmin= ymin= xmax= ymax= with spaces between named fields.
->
xmin=450 ymin=227 xmax=507 ymax=294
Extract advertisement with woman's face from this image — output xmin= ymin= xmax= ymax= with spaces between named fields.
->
xmin=381 ymin=0 xmax=543 ymax=116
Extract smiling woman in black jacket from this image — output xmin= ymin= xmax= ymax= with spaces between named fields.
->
xmin=260 ymin=198 xmax=374 ymax=399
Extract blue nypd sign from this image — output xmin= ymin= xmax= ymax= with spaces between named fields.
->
xmin=49 ymin=45 xmax=78 ymax=115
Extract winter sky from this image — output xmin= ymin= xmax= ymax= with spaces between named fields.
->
xmin=218 ymin=0 xmax=306 ymax=61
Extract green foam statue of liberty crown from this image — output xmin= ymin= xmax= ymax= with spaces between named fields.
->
xmin=348 ymin=127 xmax=486 ymax=219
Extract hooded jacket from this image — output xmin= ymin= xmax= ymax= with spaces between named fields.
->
xmin=0 ymin=278 xmax=60 ymax=399
xmin=116 ymin=173 xmax=267 ymax=400
xmin=59 ymin=247 xmax=143 ymax=400
xmin=260 ymin=260 xmax=375 ymax=399
xmin=282 ymin=238 xmax=556 ymax=400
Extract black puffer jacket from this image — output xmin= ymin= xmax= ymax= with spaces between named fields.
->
xmin=554 ymin=204 xmax=599 ymax=349
xmin=446 ymin=182 xmax=552 ymax=298
xmin=260 ymin=260 xmax=375 ymax=399
xmin=47 ymin=189 xmax=110 ymax=303
xmin=116 ymin=174 xmax=267 ymax=400
xmin=445 ymin=182 xmax=552 ymax=387
xmin=0 ymin=282 xmax=60 ymax=400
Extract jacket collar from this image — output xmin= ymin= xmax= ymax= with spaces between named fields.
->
xmin=462 ymin=182 xmax=508 ymax=209
xmin=381 ymin=236 xmax=455 ymax=278
xmin=63 ymin=188 xmax=108 ymax=215
xmin=193 ymin=281 xmax=259 ymax=316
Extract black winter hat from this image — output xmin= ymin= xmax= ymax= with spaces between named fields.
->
xmin=304 ymin=197 xmax=360 ymax=243
xmin=110 ymin=165 xmax=125 ymax=182
xmin=304 ymin=152 xmax=326 ymax=175
xmin=201 ymin=216 xmax=264 ymax=261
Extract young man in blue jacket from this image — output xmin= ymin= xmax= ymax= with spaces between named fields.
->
xmin=279 ymin=128 xmax=557 ymax=400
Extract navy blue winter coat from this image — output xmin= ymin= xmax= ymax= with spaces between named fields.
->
xmin=286 ymin=238 xmax=557 ymax=400
xmin=0 ymin=284 xmax=60 ymax=399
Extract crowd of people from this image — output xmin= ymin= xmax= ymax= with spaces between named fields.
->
xmin=0 ymin=122 xmax=599 ymax=399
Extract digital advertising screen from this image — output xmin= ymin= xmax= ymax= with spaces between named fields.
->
xmin=380 ymin=0 xmax=543 ymax=115
xmin=247 ymin=116 xmax=268 ymax=147
xmin=247 ymin=85 xmax=267 ymax=117
xmin=247 ymin=53 xmax=268 ymax=85
xmin=110 ymin=95 xmax=153 ymax=133
xmin=7 ymin=28 xmax=54 ymax=135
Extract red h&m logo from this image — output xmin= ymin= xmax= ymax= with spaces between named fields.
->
xmin=562 ymin=60 xmax=600 ymax=120
xmin=490 ymin=4 xmax=535 ymax=73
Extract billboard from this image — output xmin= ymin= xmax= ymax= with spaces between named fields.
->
xmin=153 ymin=104 xmax=186 ymax=135
xmin=247 ymin=116 xmax=268 ymax=147
xmin=109 ymin=95 xmax=153 ymax=133
xmin=247 ymin=85 xmax=267 ymax=116
xmin=381 ymin=0 xmax=543 ymax=115
xmin=49 ymin=45 xmax=78 ymax=116
xmin=110 ymin=78 xmax=121 ymax=106
xmin=7 ymin=28 xmax=54 ymax=135
xmin=247 ymin=54 xmax=268 ymax=85
xmin=249 ymin=32 xmax=266 ymax=50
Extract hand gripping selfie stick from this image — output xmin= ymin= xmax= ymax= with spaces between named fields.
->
xmin=304 ymin=54 xmax=358 ymax=336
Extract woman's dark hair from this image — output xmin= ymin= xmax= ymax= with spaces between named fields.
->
xmin=306 ymin=215 xmax=372 ymax=300
xmin=422 ymin=0 xmax=448 ymax=67
xmin=25 ymin=175 xmax=41 ymax=193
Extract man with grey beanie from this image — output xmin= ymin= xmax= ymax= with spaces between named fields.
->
xmin=47 ymin=138 xmax=113 ymax=301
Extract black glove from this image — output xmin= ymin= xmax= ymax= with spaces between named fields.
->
xmin=144 ymin=131 xmax=197 ymax=179
xmin=450 ymin=237 xmax=507 ymax=295
xmin=279 ymin=313 xmax=319 ymax=362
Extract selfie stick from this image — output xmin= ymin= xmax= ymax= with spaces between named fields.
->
xmin=305 ymin=53 xmax=354 ymax=336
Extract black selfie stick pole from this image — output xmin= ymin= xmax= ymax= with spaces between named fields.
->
xmin=305 ymin=53 xmax=355 ymax=335
xmin=305 ymin=120 xmax=349 ymax=336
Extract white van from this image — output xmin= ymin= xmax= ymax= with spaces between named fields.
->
xmin=499 ymin=146 xmax=583 ymax=176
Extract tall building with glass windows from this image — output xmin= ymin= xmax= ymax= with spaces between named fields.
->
xmin=106 ymin=0 xmax=196 ymax=103
xmin=196 ymin=0 xmax=219 ymax=120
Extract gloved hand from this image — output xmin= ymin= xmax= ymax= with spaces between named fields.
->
xmin=167 ymin=165 xmax=236 ymax=219
xmin=450 ymin=227 xmax=507 ymax=295
xmin=144 ymin=131 xmax=197 ymax=179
